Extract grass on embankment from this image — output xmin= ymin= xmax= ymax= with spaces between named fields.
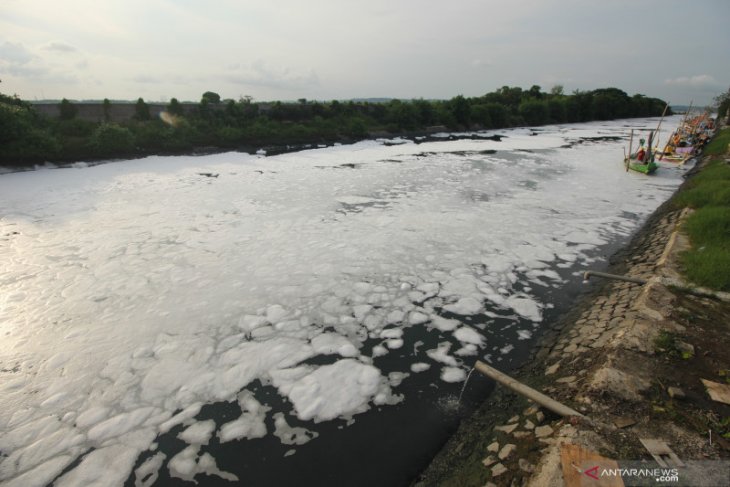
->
xmin=672 ymin=127 xmax=730 ymax=291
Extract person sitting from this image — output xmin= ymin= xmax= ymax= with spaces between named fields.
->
xmin=636 ymin=147 xmax=646 ymax=162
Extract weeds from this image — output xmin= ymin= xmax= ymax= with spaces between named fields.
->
xmin=702 ymin=127 xmax=730 ymax=156
xmin=671 ymin=141 xmax=730 ymax=291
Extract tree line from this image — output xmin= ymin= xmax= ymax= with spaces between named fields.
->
xmin=0 ymin=85 xmax=670 ymax=166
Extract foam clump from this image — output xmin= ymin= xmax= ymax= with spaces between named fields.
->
xmin=168 ymin=445 xmax=238 ymax=483
xmin=273 ymin=413 xmax=319 ymax=445
xmin=443 ymin=297 xmax=483 ymax=315
xmin=440 ymin=367 xmax=467 ymax=383
xmin=218 ymin=391 xmax=270 ymax=443
xmin=281 ymin=359 xmax=391 ymax=422
xmin=178 ymin=419 xmax=216 ymax=445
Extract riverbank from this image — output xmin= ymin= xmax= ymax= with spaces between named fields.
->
xmin=1 ymin=87 xmax=669 ymax=169
xmin=414 ymin=151 xmax=730 ymax=486
xmin=0 ymin=128 xmax=504 ymax=174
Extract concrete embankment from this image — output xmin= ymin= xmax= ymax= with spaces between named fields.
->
xmin=415 ymin=153 xmax=730 ymax=486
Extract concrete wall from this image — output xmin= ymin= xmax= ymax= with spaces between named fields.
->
xmin=30 ymin=102 xmax=200 ymax=123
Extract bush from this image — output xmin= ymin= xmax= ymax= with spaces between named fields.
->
xmin=90 ymin=123 xmax=136 ymax=156
xmin=519 ymin=99 xmax=549 ymax=126
xmin=348 ymin=118 xmax=368 ymax=138
xmin=55 ymin=118 xmax=97 ymax=137
xmin=470 ymin=104 xmax=493 ymax=128
xmin=0 ymin=103 xmax=60 ymax=164
xmin=215 ymin=126 xmax=244 ymax=147
xmin=547 ymin=98 xmax=567 ymax=123
xmin=1 ymin=127 xmax=60 ymax=163
xmin=0 ymin=103 xmax=30 ymax=144
xmin=485 ymin=103 xmax=508 ymax=128
xmin=59 ymin=98 xmax=77 ymax=120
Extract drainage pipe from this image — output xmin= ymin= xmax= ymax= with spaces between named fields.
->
xmin=583 ymin=270 xmax=647 ymax=285
xmin=474 ymin=361 xmax=584 ymax=418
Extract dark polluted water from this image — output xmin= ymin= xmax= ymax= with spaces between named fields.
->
xmin=125 ymin=247 xmax=621 ymax=487
xmin=0 ymin=117 xmax=689 ymax=487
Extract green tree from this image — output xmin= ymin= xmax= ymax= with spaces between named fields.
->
xmin=591 ymin=88 xmax=631 ymax=119
xmin=528 ymin=85 xmax=543 ymax=99
xmin=134 ymin=98 xmax=150 ymax=121
xmin=167 ymin=97 xmax=183 ymax=116
xmin=470 ymin=104 xmax=493 ymax=128
xmin=0 ymin=101 xmax=60 ymax=162
xmin=519 ymin=99 xmax=549 ymax=126
xmin=385 ymin=99 xmax=418 ymax=130
xmin=485 ymin=103 xmax=508 ymax=128
xmin=103 ymin=98 xmax=112 ymax=122
xmin=497 ymin=86 xmax=524 ymax=109
xmin=448 ymin=95 xmax=471 ymax=126
xmin=547 ymin=98 xmax=567 ymax=123
xmin=348 ymin=118 xmax=368 ymax=138
xmin=412 ymin=98 xmax=436 ymax=126
xmin=714 ymin=87 xmax=730 ymax=119
xmin=568 ymin=90 xmax=594 ymax=122
xmin=550 ymin=85 xmax=564 ymax=96
xmin=59 ymin=98 xmax=77 ymax=120
xmin=201 ymin=91 xmax=221 ymax=104
xmin=330 ymin=100 xmax=342 ymax=116
xmin=0 ymin=103 xmax=28 ymax=144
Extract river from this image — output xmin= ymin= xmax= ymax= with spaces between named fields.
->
xmin=0 ymin=116 xmax=689 ymax=486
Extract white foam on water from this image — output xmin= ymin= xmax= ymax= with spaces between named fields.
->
xmin=55 ymin=444 xmax=140 ymax=487
xmin=0 ymin=117 xmax=689 ymax=485
xmin=272 ymin=413 xmax=319 ymax=445
xmin=275 ymin=359 xmax=394 ymax=423
xmin=426 ymin=342 xmax=460 ymax=367
xmin=410 ymin=363 xmax=431 ymax=373
xmin=453 ymin=326 xmax=485 ymax=346
xmin=217 ymin=390 xmax=270 ymax=443
xmin=440 ymin=367 xmax=467 ymax=383
xmin=133 ymin=452 xmax=165 ymax=487
xmin=178 ymin=420 xmax=216 ymax=445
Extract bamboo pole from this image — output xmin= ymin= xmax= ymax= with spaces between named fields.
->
xmin=474 ymin=361 xmax=584 ymax=418
xmin=583 ymin=270 xmax=647 ymax=285
xmin=626 ymin=129 xmax=634 ymax=172
xmin=654 ymin=103 xmax=669 ymax=136
xmin=647 ymin=130 xmax=654 ymax=163
xmin=651 ymin=104 xmax=669 ymax=158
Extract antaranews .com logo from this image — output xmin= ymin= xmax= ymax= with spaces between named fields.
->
xmin=576 ymin=460 xmax=730 ymax=486
xmin=582 ymin=466 xmax=679 ymax=482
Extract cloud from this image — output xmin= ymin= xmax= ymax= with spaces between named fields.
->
xmin=132 ymin=75 xmax=162 ymax=84
xmin=42 ymin=41 xmax=78 ymax=53
xmin=0 ymin=41 xmax=34 ymax=65
xmin=225 ymin=60 xmax=319 ymax=91
xmin=470 ymin=59 xmax=491 ymax=69
xmin=0 ymin=40 xmax=81 ymax=84
xmin=664 ymin=74 xmax=720 ymax=88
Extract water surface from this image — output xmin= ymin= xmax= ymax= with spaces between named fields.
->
xmin=0 ymin=117 xmax=689 ymax=486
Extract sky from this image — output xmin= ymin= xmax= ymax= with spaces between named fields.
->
xmin=1 ymin=0 xmax=728 ymax=105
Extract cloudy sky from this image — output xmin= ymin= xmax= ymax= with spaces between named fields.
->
xmin=1 ymin=0 xmax=727 ymax=105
